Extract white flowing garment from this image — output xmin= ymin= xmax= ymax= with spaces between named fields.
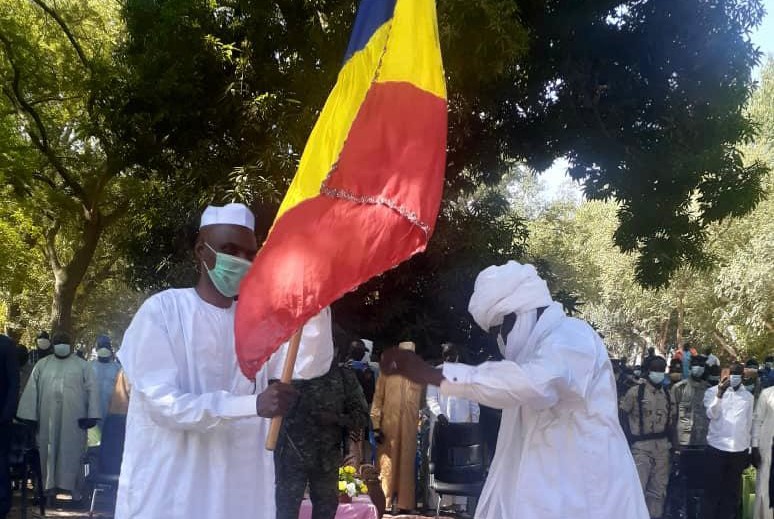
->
xmin=426 ymin=375 xmax=479 ymax=424
xmin=115 ymin=288 xmax=333 ymax=519
xmin=441 ymin=302 xmax=648 ymax=519
xmin=753 ymin=387 xmax=774 ymax=519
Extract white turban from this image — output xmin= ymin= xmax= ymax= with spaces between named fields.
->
xmin=468 ymin=261 xmax=553 ymax=331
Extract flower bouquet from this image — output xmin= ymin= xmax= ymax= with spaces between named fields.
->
xmin=337 ymin=465 xmax=368 ymax=503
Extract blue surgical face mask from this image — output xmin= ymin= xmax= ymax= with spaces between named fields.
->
xmin=649 ymin=372 xmax=665 ymax=384
xmin=37 ymin=338 xmax=51 ymax=350
xmin=690 ymin=366 xmax=705 ymax=378
xmin=53 ymin=343 xmax=71 ymax=358
xmin=730 ymin=374 xmax=743 ymax=387
xmin=203 ymin=243 xmax=252 ymax=298
xmin=633 ymin=369 xmax=641 ymax=377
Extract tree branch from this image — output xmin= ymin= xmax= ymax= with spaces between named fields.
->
xmin=29 ymin=0 xmax=92 ymax=73
xmin=0 ymin=33 xmax=89 ymax=203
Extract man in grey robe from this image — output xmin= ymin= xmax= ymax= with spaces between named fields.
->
xmin=17 ymin=331 xmax=100 ymax=501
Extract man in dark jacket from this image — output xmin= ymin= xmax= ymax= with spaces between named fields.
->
xmin=0 ymin=334 xmax=20 ymax=519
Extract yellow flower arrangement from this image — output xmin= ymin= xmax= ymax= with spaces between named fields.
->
xmin=338 ymin=465 xmax=368 ymax=498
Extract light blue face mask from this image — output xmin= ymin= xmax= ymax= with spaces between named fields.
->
xmin=690 ymin=366 xmax=705 ymax=378
xmin=53 ymin=343 xmax=71 ymax=358
xmin=730 ymin=374 xmax=743 ymax=387
xmin=649 ymin=372 xmax=665 ymax=384
xmin=203 ymin=243 xmax=252 ymax=298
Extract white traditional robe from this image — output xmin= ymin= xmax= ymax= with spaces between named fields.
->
xmin=90 ymin=360 xmax=121 ymax=420
xmin=17 ymin=354 xmax=100 ymax=494
xmin=753 ymin=387 xmax=774 ymax=519
xmin=115 ymin=288 xmax=333 ymax=519
xmin=440 ymin=302 xmax=648 ymax=519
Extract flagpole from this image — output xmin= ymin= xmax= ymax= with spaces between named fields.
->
xmin=265 ymin=327 xmax=304 ymax=451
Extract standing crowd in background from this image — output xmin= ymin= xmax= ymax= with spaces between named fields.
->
xmin=614 ymin=345 xmax=774 ymax=519
xmin=0 ymin=331 xmax=122 ymax=518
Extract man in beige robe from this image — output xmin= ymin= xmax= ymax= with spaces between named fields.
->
xmin=371 ymin=341 xmax=422 ymax=512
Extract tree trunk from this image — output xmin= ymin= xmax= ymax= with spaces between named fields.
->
xmin=47 ymin=213 xmax=103 ymax=336
xmin=4 ymin=298 xmax=23 ymax=342
xmin=675 ymin=296 xmax=684 ymax=352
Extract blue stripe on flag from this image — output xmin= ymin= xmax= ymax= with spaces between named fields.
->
xmin=343 ymin=0 xmax=396 ymax=62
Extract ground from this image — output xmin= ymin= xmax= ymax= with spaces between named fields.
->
xmin=6 ymin=493 xmax=457 ymax=519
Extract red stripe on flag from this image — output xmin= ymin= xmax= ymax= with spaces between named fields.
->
xmin=235 ymin=82 xmax=446 ymax=379
xmin=325 ymin=81 xmax=447 ymax=233
xmin=236 ymin=198 xmax=425 ymax=377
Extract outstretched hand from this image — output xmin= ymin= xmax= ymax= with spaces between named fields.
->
xmin=380 ymin=348 xmax=443 ymax=387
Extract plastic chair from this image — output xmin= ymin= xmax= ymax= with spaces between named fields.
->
xmin=8 ymin=422 xmax=45 ymax=519
xmin=429 ymin=422 xmax=487 ymax=518
xmin=84 ymin=414 xmax=126 ymax=517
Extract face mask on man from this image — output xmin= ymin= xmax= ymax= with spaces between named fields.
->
xmin=649 ymin=372 xmax=665 ymax=384
xmin=729 ymin=374 xmax=743 ymax=387
xmin=37 ymin=338 xmax=51 ymax=350
xmin=633 ymin=369 xmax=642 ymax=377
xmin=202 ymin=243 xmax=252 ymax=298
xmin=745 ymin=384 xmax=755 ymax=392
xmin=708 ymin=376 xmax=720 ymax=385
xmin=97 ymin=347 xmax=112 ymax=362
xmin=53 ymin=343 xmax=71 ymax=358
xmin=690 ymin=366 xmax=705 ymax=378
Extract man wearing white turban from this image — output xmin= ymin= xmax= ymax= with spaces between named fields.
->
xmin=381 ymin=261 xmax=648 ymax=518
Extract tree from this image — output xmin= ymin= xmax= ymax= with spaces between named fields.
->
xmin=0 ymin=0 xmax=144 ymax=334
xmin=118 ymin=0 xmax=768 ymax=297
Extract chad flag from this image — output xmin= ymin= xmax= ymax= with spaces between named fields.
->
xmin=235 ymin=0 xmax=447 ymax=379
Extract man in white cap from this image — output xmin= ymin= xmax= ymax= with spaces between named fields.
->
xmin=381 ymin=261 xmax=648 ymax=519
xmin=115 ymin=203 xmax=333 ymax=519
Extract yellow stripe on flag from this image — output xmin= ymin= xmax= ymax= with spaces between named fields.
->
xmin=276 ymin=22 xmax=392 ymax=221
xmin=377 ymin=0 xmax=446 ymax=99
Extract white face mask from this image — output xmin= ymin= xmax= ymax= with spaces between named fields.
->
xmin=53 ymin=343 xmax=71 ymax=357
xmin=730 ymin=374 xmax=743 ymax=387
xmin=649 ymin=372 xmax=665 ymax=384
xmin=690 ymin=366 xmax=705 ymax=378
xmin=37 ymin=338 xmax=51 ymax=350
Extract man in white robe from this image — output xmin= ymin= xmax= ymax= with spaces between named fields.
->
xmin=17 ymin=332 xmax=100 ymax=501
xmin=752 ymin=386 xmax=774 ymax=518
xmin=381 ymin=261 xmax=648 ymax=519
xmin=115 ymin=203 xmax=333 ymax=519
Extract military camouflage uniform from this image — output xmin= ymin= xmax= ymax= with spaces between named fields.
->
xmin=621 ymin=380 xmax=677 ymax=519
xmin=275 ymin=367 xmax=369 ymax=519
xmin=667 ymin=377 xmax=710 ymax=518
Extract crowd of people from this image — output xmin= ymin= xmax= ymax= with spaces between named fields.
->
xmin=613 ymin=345 xmax=774 ymax=519
xmin=0 ymin=330 xmax=121 ymax=517
xmin=0 ymin=203 xmax=769 ymax=519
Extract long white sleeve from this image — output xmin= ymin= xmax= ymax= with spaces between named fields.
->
xmin=439 ymin=343 xmax=594 ymax=411
xmin=426 ymin=383 xmax=442 ymax=417
xmin=705 ymin=387 xmax=723 ymax=420
xmin=119 ymin=297 xmax=257 ymax=432
xmin=266 ymin=307 xmax=334 ymax=380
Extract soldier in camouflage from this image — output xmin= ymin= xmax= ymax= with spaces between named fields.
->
xmin=668 ymin=354 xmax=710 ymax=518
xmin=621 ymin=356 xmax=677 ymax=519
xmin=274 ymin=358 xmax=369 ymax=519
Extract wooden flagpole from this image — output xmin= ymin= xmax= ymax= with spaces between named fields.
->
xmin=265 ymin=328 xmax=304 ymax=451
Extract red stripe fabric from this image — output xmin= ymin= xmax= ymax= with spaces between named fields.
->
xmin=236 ymin=80 xmax=446 ymax=379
